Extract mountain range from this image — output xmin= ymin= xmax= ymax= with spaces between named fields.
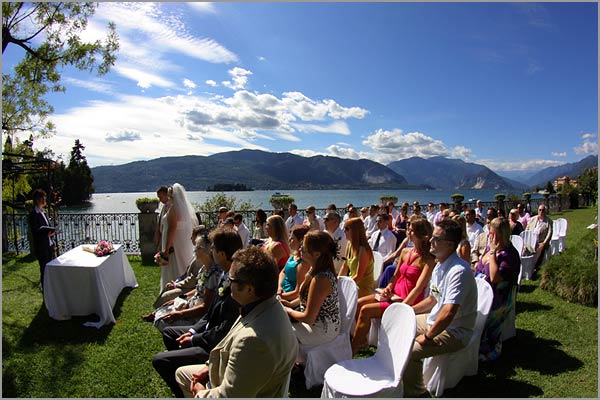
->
xmin=90 ymin=150 xmax=597 ymax=193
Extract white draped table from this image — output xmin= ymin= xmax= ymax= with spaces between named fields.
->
xmin=43 ymin=244 xmax=138 ymax=328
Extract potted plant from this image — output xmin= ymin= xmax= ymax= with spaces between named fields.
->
xmin=136 ymin=197 xmax=159 ymax=213
xmin=269 ymin=195 xmax=295 ymax=211
xmin=380 ymin=195 xmax=398 ymax=205
xmin=450 ymin=193 xmax=464 ymax=211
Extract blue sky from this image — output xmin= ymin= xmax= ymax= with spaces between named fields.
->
xmin=3 ymin=2 xmax=598 ymax=179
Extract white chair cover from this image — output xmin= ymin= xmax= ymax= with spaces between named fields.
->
xmin=422 ymin=277 xmax=493 ymax=397
xmin=372 ymin=251 xmax=384 ymax=287
xmin=510 ymin=235 xmax=525 ymax=285
xmin=321 ymin=303 xmax=416 ymax=398
xmin=519 ymin=230 xmax=537 ymax=280
xmin=520 ymin=230 xmax=538 ymax=254
xmin=549 ymin=220 xmax=561 ymax=256
xmin=299 ymin=276 xmax=358 ymax=388
xmin=557 ymin=218 xmax=568 ymax=253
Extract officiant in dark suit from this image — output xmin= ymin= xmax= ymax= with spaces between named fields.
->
xmin=28 ymin=189 xmax=56 ymax=289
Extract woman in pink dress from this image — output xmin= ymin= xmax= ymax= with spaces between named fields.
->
xmin=351 ymin=217 xmax=436 ymax=354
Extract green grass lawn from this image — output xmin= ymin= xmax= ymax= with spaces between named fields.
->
xmin=2 ymin=207 xmax=598 ymax=397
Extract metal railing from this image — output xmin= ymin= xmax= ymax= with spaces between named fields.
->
xmin=3 ymin=196 xmax=590 ymax=256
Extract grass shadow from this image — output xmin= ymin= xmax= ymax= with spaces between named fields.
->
xmin=516 ymin=300 xmax=553 ymax=313
xmin=516 ymin=284 xmax=537 ymax=294
xmin=445 ymin=328 xmax=583 ymax=397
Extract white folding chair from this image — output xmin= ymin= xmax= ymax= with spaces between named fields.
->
xmin=510 ymin=235 xmax=524 ymax=286
xmin=321 ymin=303 xmax=416 ymax=398
xmin=519 ymin=230 xmax=537 ymax=280
xmin=372 ymin=251 xmax=384 ymax=288
xmin=557 ymin=218 xmax=568 ymax=253
xmin=549 ymin=220 xmax=561 ymax=256
xmin=299 ymin=276 xmax=358 ymax=388
xmin=422 ymin=277 xmax=493 ymax=397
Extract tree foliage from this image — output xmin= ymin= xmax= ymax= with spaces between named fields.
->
xmin=62 ymin=139 xmax=94 ymax=204
xmin=578 ymin=167 xmax=598 ymax=204
xmin=2 ymin=2 xmax=118 ymax=138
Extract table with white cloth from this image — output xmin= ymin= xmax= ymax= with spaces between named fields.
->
xmin=43 ymin=244 xmax=138 ymax=329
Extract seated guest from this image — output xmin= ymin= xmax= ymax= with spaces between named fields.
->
xmin=474 ymin=217 xmax=520 ymax=361
xmin=217 ymin=207 xmax=229 ymax=227
xmin=465 ymin=208 xmax=483 ymax=250
xmin=278 ymin=225 xmax=310 ymax=301
xmin=359 ymin=207 xmax=369 ymax=222
xmin=152 ymin=230 xmax=243 ymax=398
xmin=426 ymin=202 xmax=437 ymax=224
xmin=347 ymin=206 xmax=360 ymax=220
xmin=452 ymin=214 xmax=471 ymax=263
xmin=145 ymin=225 xmax=208 ymax=312
xmin=285 ymin=203 xmax=304 ymax=233
xmin=281 ymin=231 xmax=341 ymax=346
xmin=351 ymin=218 xmax=435 ymax=354
xmin=475 ymin=200 xmax=487 ymax=224
xmin=175 ymin=246 xmax=298 ymax=398
xmin=252 ymin=209 xmax=268 ymax=242
xmin=433 ymin=203 xmax=448 ymax=225
xmin=151 ymin=234 xmax=223 ymax=332
xmin=304 ymin=205 xmax=324 ymax=232
xmin=323 ymin=203 xmax=337 ymax=220
xmin=403 ymin=219 xmax=477 ymax=397
xmin=368 ymin=213 xmax=397 ymax=260
xmin=379 ymin=214 xmax=422 ymax=286
xmin=508 ymin=208 xmax=524 ymax=236
xmin=339 ymin=217 xmax=375 ymax=298
xmin=525 ymin=204 xmax=553 ymax=267
xmin=323 ymin=211 xmax=348 ymax=274
xmin=471 ymin=208 xmax=498 ymax=270
xmin=233 ymin=213 xmax=251 ymax=248
xmin=392 ymin=203 xmax=409 ymax=245
xmin=343 ymin=203 xmax=355 ymax=223
xmin=363 ymin=204 xmax=380 ymax=239
xmin=386 ymin=201 xmax=400 ymax=223
xmin=262 ymin=215 xmax=291 ymax=270
xmin=517 ymin=203 xmax=531 ymax=229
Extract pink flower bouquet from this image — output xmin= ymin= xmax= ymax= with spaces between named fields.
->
xmin=95 ymin=240 xmax=114 ymax=257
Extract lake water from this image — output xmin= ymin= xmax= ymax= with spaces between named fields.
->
xmin=62 ymin=189 xmax=541 ymax=213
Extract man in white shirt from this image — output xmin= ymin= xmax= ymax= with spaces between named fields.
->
xmin=425 ymin=202 xmax=437 ymax=224
xmin=285 ymin=203 xmax=304 ymax=233
xmin=368 ymin=214 xmax=397 ymax=260
xmin=475 ymin=200 xmax=486 ymax=224
xmin=364 ymin=204 xmax=380 ymax=239
xmin=403 ymin=219 xmax=477 ymax=397
xmin=233 ymin=213 xmax=251 ymax=248
xmin=304 ymin=205 xmax=325 ymax=231
xmin=342 ymin=203 xmax=354 ymax=223
xmin=324 ymin=212 xmax=348 ymax=273
xmin=464 ymin=208 xmax=483 ymax=250
xmin=386 ymin=201 xmax=400 ymax=223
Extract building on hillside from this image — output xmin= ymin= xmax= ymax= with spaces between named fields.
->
xmin=554 ymin=175 xmax=578 ymax=191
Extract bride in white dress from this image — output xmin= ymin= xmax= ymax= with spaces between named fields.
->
xmin=159 ymin=183 xmax=198 ymax=290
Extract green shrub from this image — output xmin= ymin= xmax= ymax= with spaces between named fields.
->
xmin=540 ymin=229 xmax=598 ymax=306
xmin=450 ymin=193 xmax=464 ymax=203
xmin=380 ymin=195 xmax=398 ymax=204
xmin=135 ymin=197 xmax=158 ymax=206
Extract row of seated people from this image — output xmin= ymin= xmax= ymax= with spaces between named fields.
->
xmin=146 ymin=206 xmax=526 ymax=397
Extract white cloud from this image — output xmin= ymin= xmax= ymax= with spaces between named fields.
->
xmin=222 ymin=67 xmax=253 ymax=90
xmin=187 ymin=2 xmax=217 ymax=14
xmin=183 ymin=79 xmax=197 ymax=89
xmin=574 ymin=132 xmax=598 ymax=155
xmin=551 ymin=151 xmax=567 ymax=157
xmin=114 ymin=65 xmax=175 ymax=89
xmin=292 ymin=121 xmax=351 ymax=135
xmin=450 ymin=146 xmax=473 ymax=160
xmin=362 ymin=129 xmax=450 ymax=159
xmin=326 ymin=145 xmax=363 ymax=160
xmin=479 ymin=159 xmax=563 ymax=172
xmin=105 ymin=130 xmax=142 ymax=142
xmin=257 ymin=56 xmax=267 ymax=61
xmin=289 ymin=149 xmax=326 ymax=158
xmin=281 ymin=92 xmax=368 ymax=121
xmin=205 ymin=80 xmax=218 ymax=87
xmin=63 ymin=77 xmax=114 ymax=95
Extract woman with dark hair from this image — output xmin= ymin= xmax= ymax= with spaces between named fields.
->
xmin=29 ymin=188 xmax=56 ymax=289
xmin=252 ymin=209 xmax=268 ymax=242
xmin=475 ymin=217 xmax=520 ymax=361
xmin=339 ymin=217 xmax=374 ymax=298
xmin=281 ymin=231 xmax=341 ymax=346
xmin=278 ymin=225 xmax=310 ymax=301
xmin=351 ymin=218 xmax=436 ymax=354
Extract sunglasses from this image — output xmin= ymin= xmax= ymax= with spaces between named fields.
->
xmin=431 ymin=235 xmax=450 ymax=243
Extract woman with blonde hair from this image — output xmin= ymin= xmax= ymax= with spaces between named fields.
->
xmin=282 ymin=231 xmax=340 ymax=346
xmin=452 ymin=214 xmax=471 ymax=263
xmin=262 ymin=215 xmax=291 ymax=270
xmin=339 ymin=217 xmax=374 ymax=298
xmin=508 ymin=208 xmax=524 ymax=236
xmin=351 ymin=218 xmax=435 ymax=354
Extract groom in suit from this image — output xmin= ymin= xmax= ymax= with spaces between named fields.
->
xmin=28 ymin=189 xmax=56 ymax=289
xmin=175 ymin=246 xmax=298 ymax=398
xmin=152 ymin=229 xmax=243 ymax=397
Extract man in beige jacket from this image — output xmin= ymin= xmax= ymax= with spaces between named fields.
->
xmin=175 ymin=246 xmax=297 ymax=398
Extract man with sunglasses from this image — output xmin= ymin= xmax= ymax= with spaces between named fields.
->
xmin=175 ymin=246 xmax=297 ymax=397
xmin=152 ymin=229 xmax=243 ymax=397
xmin=403 ymin=219 xmax=477 ymax=397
